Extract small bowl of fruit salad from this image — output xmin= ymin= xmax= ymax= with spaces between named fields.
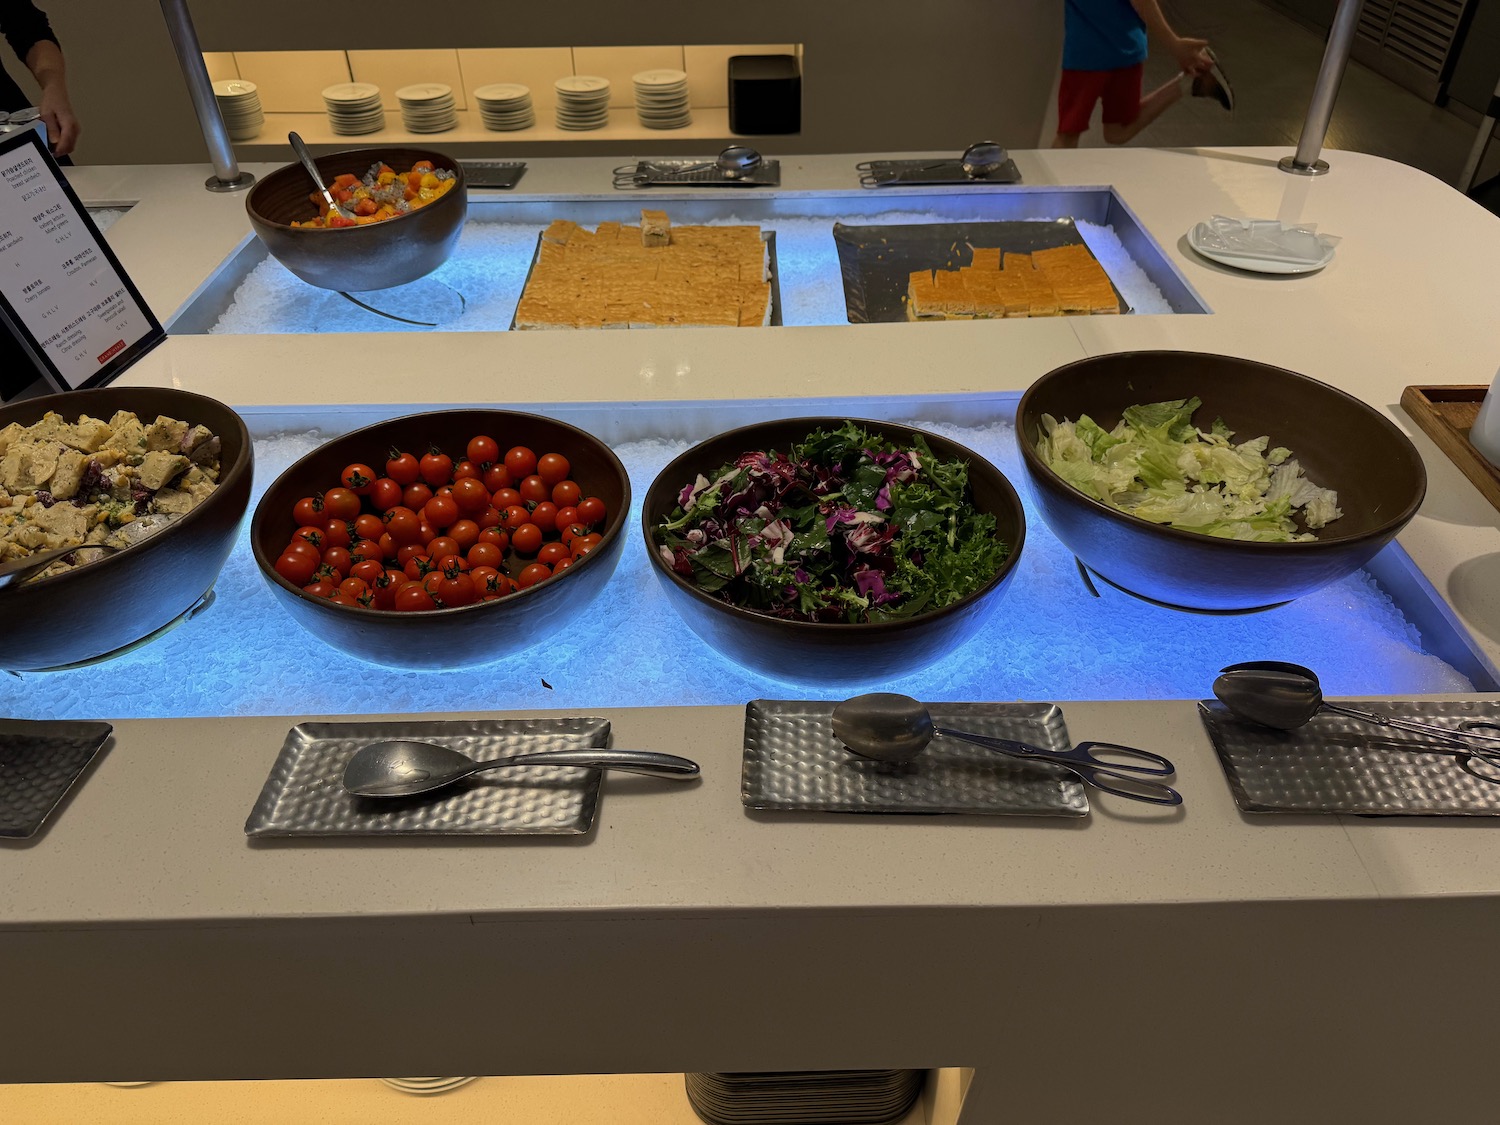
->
xmin=249 ymin=409 xmax=628 ymax=670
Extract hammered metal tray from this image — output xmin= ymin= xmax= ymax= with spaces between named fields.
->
xmin=613 ymin=158 xmax=782 ymax=188
xmin=244 ymin=718 xmax=610 ymax=837
xmin=832 ymin=219 xmax=1128 ymax=323
xmin=457 ymin=160 xmax=528 ymax=190
xmin=1199 ymin=700 xmax=1500 ymax=816
xmin=856 ymin=157 xmax=1022 ymax=188
xmin=0 ymin=718 xmax=113 ymax=838
xmin=743 ymin=700 xmax=1089 ymax=816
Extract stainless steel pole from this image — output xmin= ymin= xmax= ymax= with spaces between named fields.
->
xmin=157 ymin=0 xmax=254 ymax=192
xmin=1457 ymin=76 xmax=1500 ymax=193
xmin=1280 ymin=0 xmax=1367 ymax=176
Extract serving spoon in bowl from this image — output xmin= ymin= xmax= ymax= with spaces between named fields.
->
xmin=1212 ymin=661 xmax=1500 ymax=779
xmin=343 ymin=740 xmax=700 ymax=799
xmin=288 ymin=131 xmax=355 ymax=224
xmin=831 ymin=692 xmax=1182 ymax=806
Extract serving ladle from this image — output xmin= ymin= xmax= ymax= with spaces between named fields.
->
xmin=1212 ymin=661 xmax=1500 ymax=778
xmin=288 ymin=131 xmax=355 ymax=223
xmin=831 ymin=693 xmax=1182 ymax=806
xmin=342 ymin=739 xmax=700 ymax=799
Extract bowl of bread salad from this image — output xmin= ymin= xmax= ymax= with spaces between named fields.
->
xmin=0 ymin=387 xmax=253 ymax=671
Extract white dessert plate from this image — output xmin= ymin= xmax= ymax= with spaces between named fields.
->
xmin=1187 ymin=221 xmax=1334 ymax=275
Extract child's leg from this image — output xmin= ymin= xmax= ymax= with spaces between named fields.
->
xmin=1053 ymin=69 xmax=1106 ymax=148
xmin=1101 ymin=73 xmax=1185 ymax=144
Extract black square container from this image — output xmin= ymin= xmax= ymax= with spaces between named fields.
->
xmin=728 ymin=54 xmax=801 ymax=135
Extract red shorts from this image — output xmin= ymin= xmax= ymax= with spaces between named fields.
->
xmin=1057 ymin=64 xmax=1144 ymax=135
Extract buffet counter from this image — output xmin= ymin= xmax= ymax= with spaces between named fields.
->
xmin=5 ymin=147 xmax=1500 ymax=1124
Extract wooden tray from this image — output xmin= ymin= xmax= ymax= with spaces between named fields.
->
xmin=1400 ymin=385 xmax=1500 ymax=512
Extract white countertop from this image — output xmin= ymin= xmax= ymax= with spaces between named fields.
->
xmin=7 ymin=149 xmax=1500 ymax=1117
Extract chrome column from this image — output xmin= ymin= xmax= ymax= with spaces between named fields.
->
xmin=1280 ymin=0 xmax=1366 ymax=176
xmin=157 ymin=0 xmax=255 ymax=192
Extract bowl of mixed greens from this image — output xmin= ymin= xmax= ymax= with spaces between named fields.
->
xmin=644 ymin=418 xmax=1026 ymax=684
xmin=1016 ymin=351 xmax=1426 ymax=612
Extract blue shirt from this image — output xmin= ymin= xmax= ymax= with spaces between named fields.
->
xmin=1063 ymin=0 xmax=1148 ymax=71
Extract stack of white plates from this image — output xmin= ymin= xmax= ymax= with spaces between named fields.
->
xmin=554 ymin=76 xmax=611 ymax=131
xmin=322 ymin=82 xmax=385 ymax=135
xmin=213 ymin=79 xmax=263 ymax=142
xmin=474 ymin=83 xmax=535 ymax=131
xmin=633 ymin=68 xmax=692 ymax=130
xmin=379 ymin=1077 xmax=479 ymax=1095
xmin=396 ymin=83 xmax=458 ymax=133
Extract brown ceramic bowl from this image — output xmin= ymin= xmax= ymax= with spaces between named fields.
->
xmin=1016 ymin=351 xmax=1427 ymax=612
xmin=0 ymin=387 xmax=253 ymax=671
xmin=642 ymin=417 xmax=1026 ymax=685
xmin=245 ymin=146 xmax=467 ymax=291
xmin=250 ymin=409 xmax=629 ymax=670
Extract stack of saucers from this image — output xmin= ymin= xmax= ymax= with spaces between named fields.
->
xmin=396 ymin=83 xmax=458 ymax=133
xmin=684 ymin=1070 xmax=924 ymax=1124
xmin=379 ymin=1077 xmax=479 ymax=1096
xmin=212 ymin=79 xmax=264 ymax=142
xmin=554 ymin=76 xmax=611 ymax=131
xmin=632 ymin=68 xmax=692 ymax=130
xmin=474 ymin=83 xmax=535 ymax=131
xmin=321 ymin=82 xmax=385 ymax=135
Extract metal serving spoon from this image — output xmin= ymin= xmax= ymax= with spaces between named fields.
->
xmin=0 ymin=511 xmax=180 ymax=592
xmin=288 ymin=131 xmax=355 ymax=223
xmin=343 ymin=740 xmax=700 ymax=798
xmin=831 ymin=693 xmax=1182 ymax=806
xmin=1213 ymin=661 xmax=1500 ymax=750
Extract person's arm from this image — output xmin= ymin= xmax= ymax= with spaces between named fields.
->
xmin=1129 ymin=0 xmax=1211 ymax=74
xmin=24 ymin=39 xmax=79 ymax=157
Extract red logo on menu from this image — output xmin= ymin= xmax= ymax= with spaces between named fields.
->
xmin=97 ymin=340 xmax=125 ymax=363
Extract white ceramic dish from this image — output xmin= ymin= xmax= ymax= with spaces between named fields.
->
xmin=1188 ymin=221 xmax=1334 ymax=275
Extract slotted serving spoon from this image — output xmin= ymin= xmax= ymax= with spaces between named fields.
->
xmin=289 ymin=131 xmax=355 ymax=223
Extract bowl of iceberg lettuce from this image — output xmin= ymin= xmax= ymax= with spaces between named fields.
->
xmin=1016 ymin=351 xmax=1426 ymax=612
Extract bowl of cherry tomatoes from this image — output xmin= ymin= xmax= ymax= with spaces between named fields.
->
xmin=249 ymin=409 xmax=628 ymax=670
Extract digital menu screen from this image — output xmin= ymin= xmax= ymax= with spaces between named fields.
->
xmin=0 ymin=125 xmax=163 ymax=394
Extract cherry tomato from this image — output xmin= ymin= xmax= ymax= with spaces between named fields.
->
xmin=576 ymin=496 xmax=606 ymax=526
xmin=403 ymin=482 xmax=433 ymax=511
xmin=551 ymin=556 xmax=574 ymax=574
xmin=302 ymin=580 xmax=336 ymax=599
xmin=572 ymin=532 xmax=602 ymax=558
xmin=529 ymin=501 xmax=558 ymax=534
xmin=328 ymin=592 xmax=361 ymax=607
xmin=468 ymin=435 xmax=500 ymax=466
xmin=501 ymin=504 xmax=531 ymax=531
xmin=553 ymin=505 xmax=580 ymax=531
xmin=384 ymin=506 xmax=422 ymax=545
xmin=322 ymin=519 xmax=354 ymax=549
xmin=503 ymin=446 xmax=537 ymax=480
xmin=350 ymin=538 xmax=384 ymax=564
xmin=403 ymin=554 xmax=437 ymax=581
xmin=517 ymin=562 xmax=552 ymax=589
xmin=424 ymin=494 xmax=459 ymax=530
xmin=453 ymin=460 xmax=482 ymax=482
xmin=416 ymin=518 xmax=438 ymax=544
xmin=476 ymin=506 xmax=502 ymax=530
xmin=370 ymin=571 xmax=404 ymax=611
xmin=424 ymin=536 xmax=459 ymax=563
xmin=478 ymin=527 xmax=510 ymax=553
xmin=511 ymin=523 xmax=543 ymax=555
xmin=468 ymin=564 xmax=501 ymax=592
xmin=377 ymin=532 xmax=398 ymax=561
xmin=291 ymin=526 xmax=325 ymax=551
xmin=293 ymin=495 xmax=325 ymax=527
xmin=482 ymin=463 xmax=513 ymax=493
xmin=339 ymin=576 xmax=370 ymax=600
xmin=348 ymin=559 xmax=384 ymax=587
xmin=385 ymin=450 xmax=420 ymax=486
xmin=421 ymin=571 xmax=444 ymax=596
xmin=282 ymin=538 xmax=322 ymax=564
xmin=314 ymin=561 xmax=345 ymax=585
xmin=394 ymin=584 xmax=437 ymax=612
xmin=467 ymin=541 xmax=503 ymax=569
xmin=518 ymin=475 xmax=550 ymax=505
xmin=369 ymin=477 xmax=403 ymax=511
xmin=419 ymin=450 xmax=454 ymax=487
xmin=437 ymin=569 xmax=478 ymax=608
xmin=323 ymin=544 xmax=352 ymax=573
xmin=451 ymin=477 xmax=491 ymax=514
xmin=537 ymin=541 xmax=570 ymax=567
xmin=275 ymin=551 xmax=317 ymax=585
xmin=396 ymin=543 xmax=427 ymax=567
xmin=551 ymin=480 xmax=581 ymax=509
xmin=537 ymin=453 xmax=571 ymax=488
xmin=341 ymin=463 xmax=376 ymax=495
xmin=353 ymin=513 xmax=384 ymax=542
xmin=447 ymin=519 xmax=480 ymax=552
xmin=322 ymin=487 xmax=361 ymax=522
xmin=559 ymin=522 xmax=590 ymax=546
xmin=491 ymin=487 xmax=521 ymax=510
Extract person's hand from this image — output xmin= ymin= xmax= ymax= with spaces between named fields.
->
xmin=38 ymin=87 xmax=80 ymax=157
xmin=1170 ymin=37 xmax=1212 ymax=76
